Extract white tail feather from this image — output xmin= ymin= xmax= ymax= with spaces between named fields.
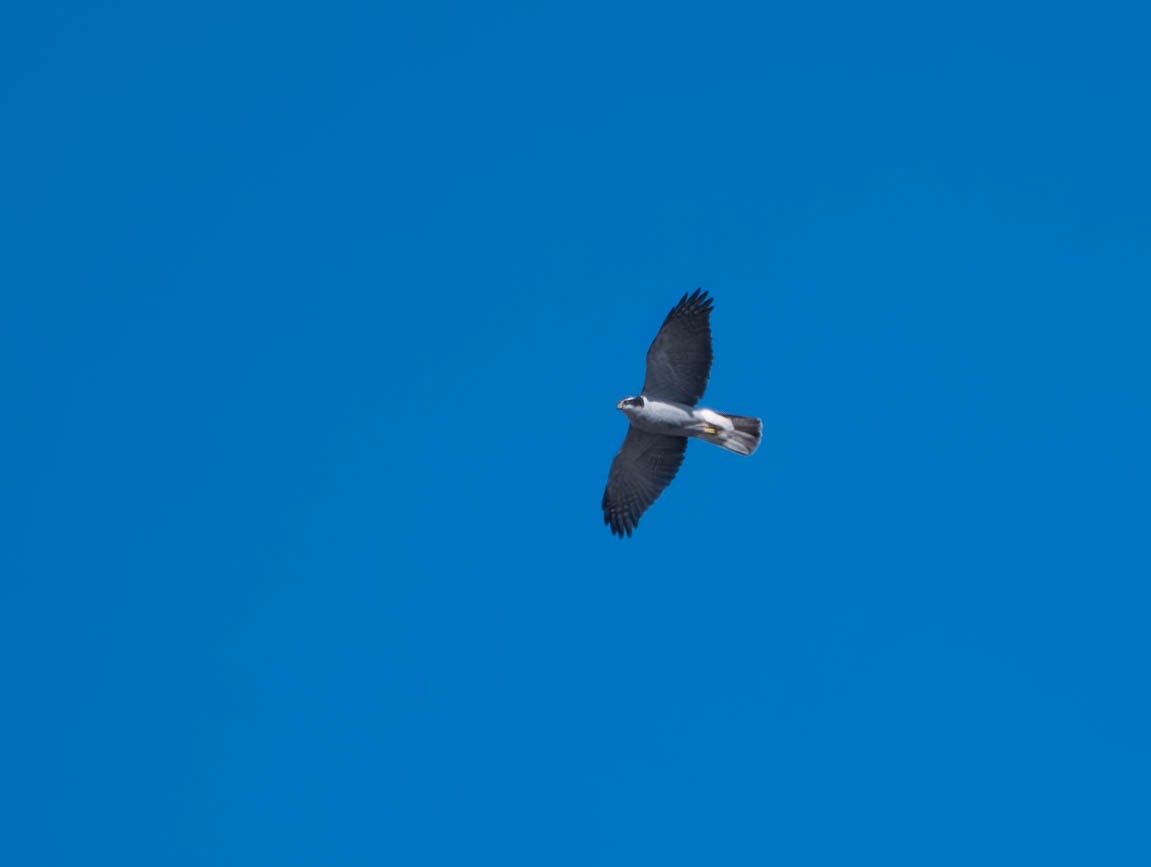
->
xmin=699 ymin=412 xmax=762 ymax=456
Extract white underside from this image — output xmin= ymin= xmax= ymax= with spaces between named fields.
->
xmin=623 ymin=399 xmax=732 ymax=437
xmin=619 ymin=398 xmax=761 ymax=456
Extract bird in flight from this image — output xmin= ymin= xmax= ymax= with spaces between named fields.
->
xmin=602 ymin=290 xmax=762 ymax=537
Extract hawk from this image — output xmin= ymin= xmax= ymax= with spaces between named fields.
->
xmin=602 ymin=289 xmax=762 ymax=537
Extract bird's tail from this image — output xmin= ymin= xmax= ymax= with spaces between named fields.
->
xmin=700 ymin=412 xmax=763 ymax=456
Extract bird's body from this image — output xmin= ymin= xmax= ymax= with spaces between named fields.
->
xmin=602 ymin=289 xmax=762 ymax=537
xmin=619 ymin=397 xmax=698 ymax=435
xmin=618 ymin=397 xmax=760 ymax=456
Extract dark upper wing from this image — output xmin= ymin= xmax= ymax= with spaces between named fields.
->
xmin=641 ymin=289 xmax=714 ymax=406
xmin=602 ymin=427 xmax=689 ymax=537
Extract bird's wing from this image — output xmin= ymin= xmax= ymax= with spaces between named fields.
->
xmin=641 ymin=289 xmax=714 ymax=406
xmin=602 ymin=427 xmax=689 ymax=537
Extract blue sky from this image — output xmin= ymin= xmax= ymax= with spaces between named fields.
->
xmin=3 ymin=1 xmax=1150 ymax=864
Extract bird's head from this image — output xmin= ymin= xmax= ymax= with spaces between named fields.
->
xmin=617 ymin=395 xmax=645 ymax=415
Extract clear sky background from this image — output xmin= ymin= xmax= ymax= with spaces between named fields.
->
xmin=3 ymin=2 xmax=1150 ymax=864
